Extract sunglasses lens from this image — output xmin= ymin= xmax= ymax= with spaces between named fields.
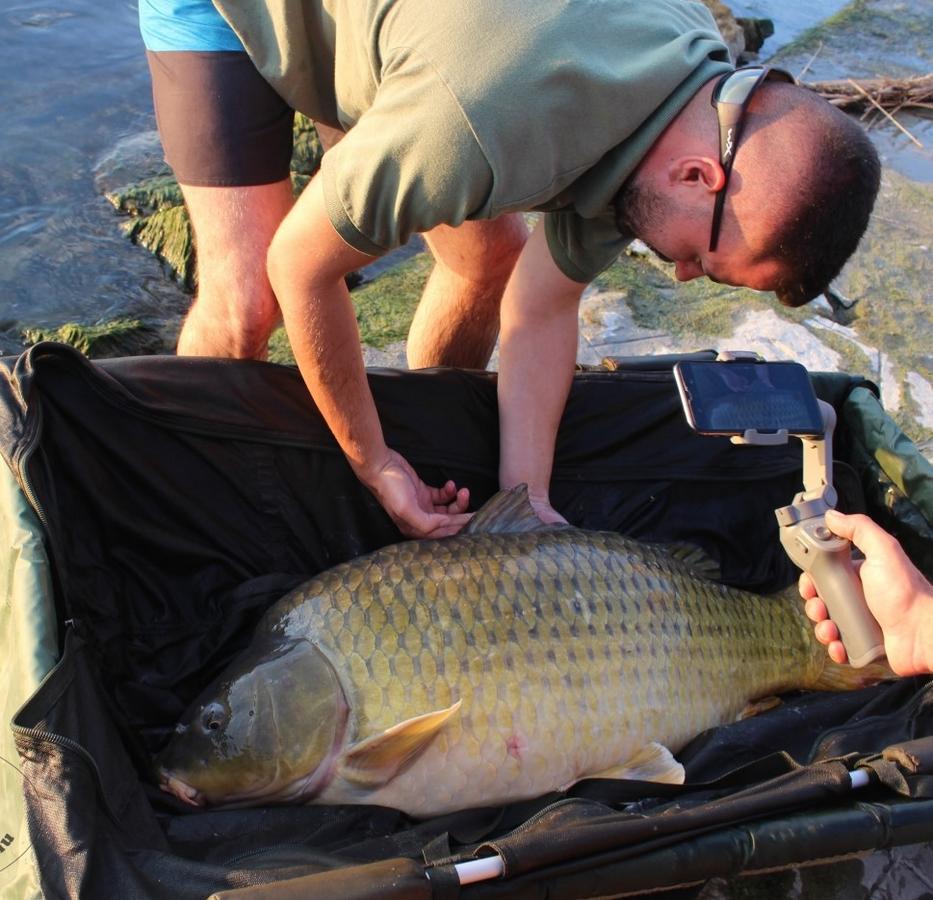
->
xmin=713 ymin=66 xmax=767 ymax=105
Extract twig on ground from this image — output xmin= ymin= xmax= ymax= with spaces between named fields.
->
xmin=847 ymin=78 xmax=924 ymax=147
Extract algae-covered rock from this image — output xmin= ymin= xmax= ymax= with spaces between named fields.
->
xmin=291 ymin=113 xmax=324 ymax=175
xmin=23 ymin=319 xmax=165 ymax=359
xmin=267 ymin=326 xmax=296 ymax=366
xmin=122 ymin=205 xmax=196 ymax=291
xmin=106 ymin=175 xmax=184 ymax=217
xmin=108 ymin=115 xmax=324 ymax=289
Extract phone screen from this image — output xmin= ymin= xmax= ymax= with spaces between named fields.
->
xmin=674 ymin=360 xmax=824 ymax=436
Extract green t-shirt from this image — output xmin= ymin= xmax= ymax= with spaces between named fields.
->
xmin=214 ymin=0 xmax=730 ymax=282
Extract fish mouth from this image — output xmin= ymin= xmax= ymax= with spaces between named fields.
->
xmin=158 ymin=768 xmax=205 ymax=807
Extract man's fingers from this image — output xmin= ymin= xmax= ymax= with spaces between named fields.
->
xmin=814 ymin=618 xmax=840 ymax=646
xmin=798 ymin=572 xmax=817 ymax=600
xmin=828 ymin=639 xmax=849 ymax=666
xmin=824 ymin=509 xmax=897 ymax=561
xmin=443 ymin=486 xmax=470 ymax=515
xmin=804 ymin=596 xmax=828 ymax=623
xmin=396 ymin=510 xmax=473 ymax=540
xmin=430 ymin=480 xmax=469 ymax=508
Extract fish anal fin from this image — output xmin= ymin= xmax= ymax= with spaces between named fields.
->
xmin=339 ymin=701 xmax=462 ymax=789
xmin=737 ymin=696 xmax=783 ymax=721
xmin=579 ymin=742 xmax=685 ymax=786
xmin=465 ymin=485 xmax=564 ymax=535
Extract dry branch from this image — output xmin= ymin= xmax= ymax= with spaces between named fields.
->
xmin=803 ymin=74 xmax=933 ymax=113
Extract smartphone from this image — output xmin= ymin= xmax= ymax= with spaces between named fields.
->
xmin=673 ymin=360 xmax=824 ymax=437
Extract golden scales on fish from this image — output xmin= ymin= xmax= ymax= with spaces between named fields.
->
xmin=156 ymin=486 xmax=891 ymax=818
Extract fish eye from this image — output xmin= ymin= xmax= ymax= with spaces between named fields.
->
xmin=200 ymin=702 xmax=228 ymax=733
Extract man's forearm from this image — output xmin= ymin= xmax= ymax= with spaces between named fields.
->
xmin=282 ymin=275 xmax=387 ymax=476
xmin=267 ymin=177 xmax=386 ymax=479
xmin=497 ymin=223 xmax=585 ymax=502
xmin=498 ymin=315 xmax=577 ymax=496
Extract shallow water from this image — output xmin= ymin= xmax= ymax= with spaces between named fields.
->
xmin=0 ymin=1 xmax=185 ymax=348
xmin=0 ymin=0 xmax=929 ymax=344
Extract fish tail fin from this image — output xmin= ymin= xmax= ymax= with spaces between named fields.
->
xmin=809 ymin=655 xmax=897 ymax=692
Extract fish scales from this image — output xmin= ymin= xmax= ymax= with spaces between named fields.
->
xmin=157 ymin=489 xmax=885 ymax=818
xmin=294 ymin=531 xmax=795 ymax=811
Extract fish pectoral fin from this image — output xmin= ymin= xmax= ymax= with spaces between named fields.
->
xmin=338 ymin=701 xmax=462 ymax=789
xmin=587 ymin=742 xmax=685 ymax=785
xmin=737 ymin=696 xmax=783 ymax=720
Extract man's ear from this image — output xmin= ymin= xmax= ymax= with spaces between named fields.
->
xmin=667 ymin=156 xmax=726 ymax=193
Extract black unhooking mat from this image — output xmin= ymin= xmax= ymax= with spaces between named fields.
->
xmin=1 ymin=341 xmax=932 ymax=899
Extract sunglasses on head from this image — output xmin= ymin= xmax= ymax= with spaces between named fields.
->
xmin=708 ymin=65 xmax=795 ymax=253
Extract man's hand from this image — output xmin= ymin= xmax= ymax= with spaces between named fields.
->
xmin=524 ymin=486 xmax=568 ymax=526
xmin=363 ymin=449 xmax=472 ymax=539
xmin=268 ymin=177 xmax=475 ymax=540
xmin=798 ymin=509 xmax=933 ymax=676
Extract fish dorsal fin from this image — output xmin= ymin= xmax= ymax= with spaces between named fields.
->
xmin=464 ymin=485 xmax=559 ymax=535
xmin=587 ymin=742 xmax=685 ymax=785
xmin=339 ymin=701 xmax=462 ymax=789
xmin=640 ymin=541 xmax=722 ymax=582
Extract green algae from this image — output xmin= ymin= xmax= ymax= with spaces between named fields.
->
xmin=351 ymin=254 xmax=432 ymax=348
xmin=266 ymin=325 xmax=296 ymax=366
xmin=774 ymin=0 xmax=932 ymax=77
xmin=291 ymin=113 xmax=324 ymax=175
xmin=265 ymin=253 xmax=433 ymax=365
xmin=840 ymin=170 xmax=933 ymax=384
xmin=805 ymin=327 xmax=873 ymax=383
xmin=23 ymin=318 xmax=164 ymax=359
xmin=106 ymin=175 xmax=184 ymax=217
xmin=594 ymin=254 xmax=808 ymax=339
xmin=774 ymin=0 xmax=872 ymax=58
xmin=122 ymin=204 xmax=196 ymax=290
xmin=108 ymin=115 xmax=325 ymax=290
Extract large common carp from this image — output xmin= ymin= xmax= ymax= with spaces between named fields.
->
xmin=157 ymin=487 xmax=887 ymax=817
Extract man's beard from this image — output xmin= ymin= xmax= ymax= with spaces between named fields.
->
xmin=615 ymin=177 xmax=674 ymax=262
xmin=615 ymin=176 xmax=665 ymax=238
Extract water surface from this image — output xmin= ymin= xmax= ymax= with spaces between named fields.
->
xmin=0 ymin=0 xmax=928 ymax=350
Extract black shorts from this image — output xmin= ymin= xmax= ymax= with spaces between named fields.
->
xmin=146 ymin=50 xmax=294 ymax=187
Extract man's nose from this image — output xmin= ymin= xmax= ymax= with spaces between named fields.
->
xmin=674 ymin=259 xmax=704 ymax=281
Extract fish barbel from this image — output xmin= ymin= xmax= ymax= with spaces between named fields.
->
xmin=156 ymin=487 xmax=888 ymax=817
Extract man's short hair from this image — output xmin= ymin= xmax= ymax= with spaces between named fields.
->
xmin=766 ymin=97 xmax=881 ymax=307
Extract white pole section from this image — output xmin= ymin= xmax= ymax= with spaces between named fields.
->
xmin=454 ymin=855 xmax=505 ymax=885
xmin=849 ymin=768 xmax=871 ymax=790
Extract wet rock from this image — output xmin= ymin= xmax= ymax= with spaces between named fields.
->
xmin=702 ymin=0 xmax=746 ymax=63
xmin=107 ymin=175 xmax=184 ymax=218
xmin=105 ymin=114 xmax=324 ymax=290
xmin=291 ymin=113 xmax=325 ymax=175
xmin=122 ymin=205 xmax=196 ymax=291
xmin=700 ymin=0 xmax=775 ymax=63
xmin=735 ymin=17 xmax=775 ymax=56
xmin=93 ymin=130 xmax=169 ymax=196
xmin=23 ymin=319 xmax=165 ymax=359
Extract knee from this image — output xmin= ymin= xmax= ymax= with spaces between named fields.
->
xmin=479 ymin=214 xmax=528 ymax=279
xmin=429 ymin=214 xmax=528 ymax=285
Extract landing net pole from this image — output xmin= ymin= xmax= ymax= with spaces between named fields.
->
xmin=445 ymin=772 xmax=872 ymax=887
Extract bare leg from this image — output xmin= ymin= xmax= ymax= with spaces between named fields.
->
xmin=409 ymin=214 xmax=528 ymax=369
xmin=176 ymin=179 xmax=294 ymax=359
